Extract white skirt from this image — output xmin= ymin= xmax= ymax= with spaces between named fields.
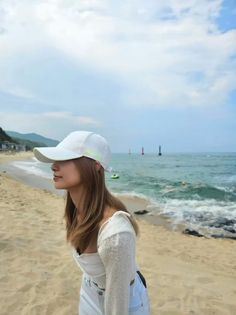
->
xmin=79 ymin=272 xmax=150 ymax=315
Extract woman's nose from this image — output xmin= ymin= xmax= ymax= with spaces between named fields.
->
xmin=51 ymin=162 xmax=59 ymax=172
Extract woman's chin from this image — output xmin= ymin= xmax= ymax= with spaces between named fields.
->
xmin=53 ymin=182 xmax=66 ymax=190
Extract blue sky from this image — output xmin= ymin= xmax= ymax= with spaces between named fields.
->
xmin=0 ymin=0 xmax=236 ymax=153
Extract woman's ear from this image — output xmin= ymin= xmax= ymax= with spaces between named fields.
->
xmin=95 ymin=161 xmax=102 ymax=171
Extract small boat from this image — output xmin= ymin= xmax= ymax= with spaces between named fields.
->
xmin=111 ymin=173 xmax=119 ymax=179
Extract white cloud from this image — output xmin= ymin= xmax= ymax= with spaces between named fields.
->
xmin=0 ymin=0 xmax=235 ymax=108
xmin=0 ymin=111 xmax=101 ymax=139
xmin=1 ymin=86 xmax=35 ymax=99
xmin=0 ymin=1 xmax=47 ymax=55
xmin=44 ymin=111 xmax=101 ymax=126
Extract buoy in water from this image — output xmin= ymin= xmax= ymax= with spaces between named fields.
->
xmin=111 ymin=174 xmax=119 ymax=179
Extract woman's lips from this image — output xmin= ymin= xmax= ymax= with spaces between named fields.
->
xmin=53 ymin=175 xmax=63 ymax=182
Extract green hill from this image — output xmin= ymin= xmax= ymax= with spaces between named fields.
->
xmin=10 ymin=137 xmax=47 ymax=150
xmin=0 ymin=128 xmax=59 ymax=150
xmin=0 ymin=127 xmax=17 ymax=143
xmin=6 ymin=131 xmax=59 ymax=146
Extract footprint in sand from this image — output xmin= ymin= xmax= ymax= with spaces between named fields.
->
xmin=180 ymin=291 xmax=201 ymax=314
xmin=0 ymin=241 xmax=8 ymax=251
xmin=197 ymin=276 xmax=214 ymax=284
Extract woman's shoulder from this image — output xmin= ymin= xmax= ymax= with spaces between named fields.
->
xmin=98 ymin=210 xmax=135 ymax=242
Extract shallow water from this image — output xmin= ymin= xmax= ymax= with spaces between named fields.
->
xmin=8 ymin=153 xmax=236 ymax=237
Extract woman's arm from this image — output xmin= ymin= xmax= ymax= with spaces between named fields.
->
xmin=98 ymin=231 xmax=136 ymax=315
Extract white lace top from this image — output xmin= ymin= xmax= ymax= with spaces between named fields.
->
xmin=72 ymin=210 xmax=138 ymax=315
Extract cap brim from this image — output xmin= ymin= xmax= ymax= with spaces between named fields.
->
xmin=33 ymin=147 xmax=82 ymax=163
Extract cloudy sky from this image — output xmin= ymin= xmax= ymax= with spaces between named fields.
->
xmin=0 ymin=0 xmax=236 ymax=153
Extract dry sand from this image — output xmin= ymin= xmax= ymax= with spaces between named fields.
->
xmin=1 ymin=152 xmax=236 ymax=315
xmin=0 ymin=151 xmax=33 ymax=163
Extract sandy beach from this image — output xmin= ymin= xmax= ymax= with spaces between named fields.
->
xmin=1 ymin=152 xmax=236 ymax=315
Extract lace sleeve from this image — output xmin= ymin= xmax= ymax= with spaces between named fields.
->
xmin=98 ymin=231 xmax=136 ymax=315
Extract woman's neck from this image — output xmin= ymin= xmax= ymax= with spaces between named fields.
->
xmin=68 ymin=186 xmax=85 ymax=215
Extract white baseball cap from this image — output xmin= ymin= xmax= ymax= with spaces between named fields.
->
xmin=33 ymin=131 xmax=112 ymax=171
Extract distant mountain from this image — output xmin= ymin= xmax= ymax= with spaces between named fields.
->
xmin=0 ymin=127 xmax=17 ymax=143
xmin=10 ymin=137 xmax=47 ymax=150
xmin=6 ymin=131 xmax=59 ymax=147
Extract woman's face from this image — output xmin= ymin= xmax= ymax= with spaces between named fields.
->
xmin=51 ymin=160 xmax=81 ymax=190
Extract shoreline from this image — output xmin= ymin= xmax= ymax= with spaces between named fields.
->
xmin=0 ymin=152 xmax=177 ymax=232
xmin=1 ymin=152 xmax=236 ymax=314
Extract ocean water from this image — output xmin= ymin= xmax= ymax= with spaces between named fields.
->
xmin=11 ymin=153 xmax=236 ymax=237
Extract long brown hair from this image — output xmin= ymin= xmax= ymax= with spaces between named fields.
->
xmin=64 ymin=157 xmax=139 ymax=252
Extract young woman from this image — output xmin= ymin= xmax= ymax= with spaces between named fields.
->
xmin=33 ymin=131 xmax=150 ymax=315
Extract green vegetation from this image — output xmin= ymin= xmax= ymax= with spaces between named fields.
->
xmin=0 ymin=127 xmax=17 ymax=143
xmin=11 ymin=137 xmax=46 ymax=150
xmin=0 ymin=127 xmax=50 ymax=150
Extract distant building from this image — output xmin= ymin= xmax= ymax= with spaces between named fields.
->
xmin=0 ymin=141 xmax=26 ymax=152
